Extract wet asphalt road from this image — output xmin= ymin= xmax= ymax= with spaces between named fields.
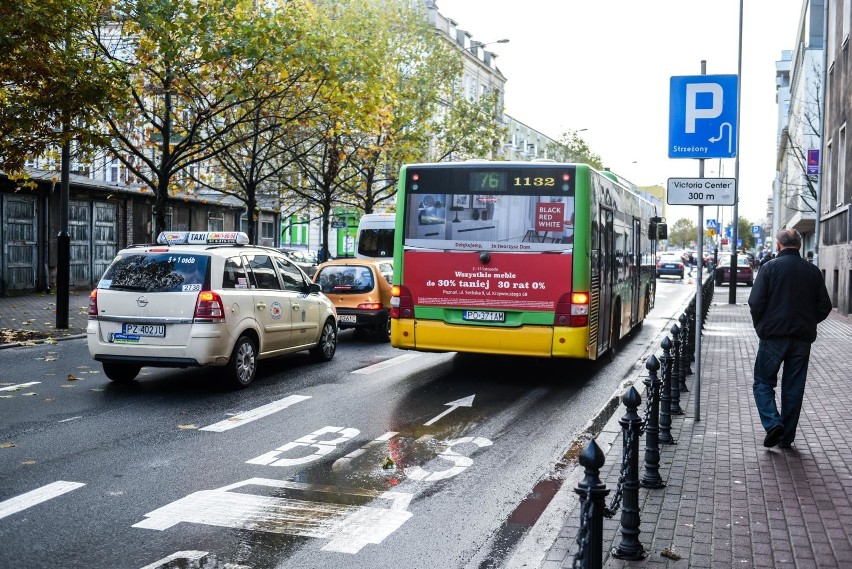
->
xmin=0 ymin=279 xmax=694 ymax=569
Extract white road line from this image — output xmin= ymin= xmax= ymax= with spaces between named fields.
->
xmin=0 ymin=382 xmax=41 ymax=391
xmin=138 ymin=551 xmax=208 ymax=569
xmin=0 ymin=481 xmax=86 ymax=520
xmin=200 ymin=394 xmax=311 ymax=432
xmin=351 ymin=353 xmax=422 ymax=374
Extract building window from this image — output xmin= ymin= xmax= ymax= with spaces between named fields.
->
xmin=839 ymin=125 xmax=847 ymax=207
xmin=240 ymin=213 xmax=250 ymax=233
xmin=261 ymin=220 xmax=275 ymax=240
xmin=208 ymin=212 xmax=224 ymax=231
xmin=826 ymin=140 xmax=834 ymax=213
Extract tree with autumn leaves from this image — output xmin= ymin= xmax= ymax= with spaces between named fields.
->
xmin=2 ymin=0 xmax=510 ymax=252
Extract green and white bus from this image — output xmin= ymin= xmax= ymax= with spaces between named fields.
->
xmin=390 ymin=161 xmax=665 ymax=360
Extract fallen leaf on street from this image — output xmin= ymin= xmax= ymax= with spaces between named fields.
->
xmin=177 ymin=424 xmax=198 ymax=430
xmin=44 ymin=338 xmax=58 ymax=345
xmin=42 ymin=356 xmax=59 ymax=362
xmin=67 ymin=374 xmax=78 ymax=381
xmin=661 ymin=548 xmax=682 ymax=561
xmin=0 ymin=441 xmax=16 ymax=449
xmin=0 ymin=395 xmax=14 ymax=399
xmin=21 ymin=392 xmax=37 ymax=396
xmin=20 ymin=460 xmax=37 ymax=465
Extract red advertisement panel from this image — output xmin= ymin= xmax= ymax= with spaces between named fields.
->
xmin=535 ymin=202 xmax=564 ymax=233
xmin=403 ymin=251 xmax=573 ymax=311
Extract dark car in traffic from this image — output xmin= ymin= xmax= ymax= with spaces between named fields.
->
xmin=715 ymin=254 xmax=754 ymax=286
xmin=656 ymin=253 xmax=685 ymax=279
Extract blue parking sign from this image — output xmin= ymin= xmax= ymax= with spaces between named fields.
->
xmin=669 ymin=75 xmax=738 ymax=159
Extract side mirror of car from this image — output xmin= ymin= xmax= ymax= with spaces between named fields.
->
xmin=308 ymin=282 xmax=321 ymax=294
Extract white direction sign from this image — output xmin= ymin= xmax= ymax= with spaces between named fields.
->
xmin=666 ymin=177 xmax=736 ymax=206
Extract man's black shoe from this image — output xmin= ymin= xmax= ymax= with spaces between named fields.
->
xmin=779 ymin=442 xmax=793 ymax=449
xmin=763 ymin=425 xmax=785 ymax=447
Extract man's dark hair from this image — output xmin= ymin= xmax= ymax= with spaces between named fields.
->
xmin=776 ymin=228 xmax=802 ymax=249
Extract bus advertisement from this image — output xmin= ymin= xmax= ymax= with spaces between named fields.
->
xmin=390 ymin=161 xmax=664 ymax=360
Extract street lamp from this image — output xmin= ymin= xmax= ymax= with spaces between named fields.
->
xmin=465 ymin=38 xmax=510 ymax=53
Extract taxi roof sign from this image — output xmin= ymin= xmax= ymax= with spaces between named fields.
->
xmin=157 ymin=231 xmax=250 ymax=245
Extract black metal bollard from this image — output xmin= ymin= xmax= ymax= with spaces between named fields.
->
xmin=612 ymin=386 xmax=647 ymax=560
xmin=670 ymin=323 xmax=684 ymax=415
xmin=571 ymin=440 xmax=609 ymax=569
xmin=679 ymin=312 xmax=693 ymax=378
xmin=658 ymin=337 xmax=675 ymax=444
xmin=641 ymin=355 xmax=666 ymax=488
xmin=678 ymin=314 xmax=691 ymax=391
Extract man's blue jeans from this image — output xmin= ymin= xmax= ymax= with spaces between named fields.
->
xmin=753 ymin=337 xmax=812 ymax=445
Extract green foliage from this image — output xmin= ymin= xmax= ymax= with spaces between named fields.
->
xmin=546 ymin=130 xmax=603 ymax=169
xmin=0 ymin=0 xmax=121 ymax=174
xmin=667 ymin=217 xmax=698 ymax=249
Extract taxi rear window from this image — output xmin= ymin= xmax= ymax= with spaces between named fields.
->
xmin=98 ymin=253 xmax=210 ymax=292
xmin=316 ymin=265 xmax=375 ymax=294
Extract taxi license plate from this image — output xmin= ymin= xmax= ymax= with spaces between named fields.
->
xmin=462 ymin=310 xmax=505 ymax=322
xmin=339 ymin=315 xmax=357 ymax=323
xmin=122 ymin=323 xmax=166 ymax=337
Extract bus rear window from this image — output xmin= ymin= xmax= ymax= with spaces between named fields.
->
xmin=98 ymin=253 xmax=209 ymax=292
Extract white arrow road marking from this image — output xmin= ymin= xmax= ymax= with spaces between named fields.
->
xmin=423 ymin=394 xmax=476 ymax=426
xmin=200 ymin=395 xmax=311 ymax=432
xmin=0 ymin=382 xmax=41 ymax=391
xmin=0 ymin=481 xmax=86 ymax=520
xmin=351 ymin=353 xmax=422 ymax=374
xmin=138 ymin=551 xmax=208 ymax=569
xmin=132 ymin=478 xmax=412 ymax=554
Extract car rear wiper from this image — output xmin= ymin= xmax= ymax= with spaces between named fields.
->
xmin=106 ymin=284 xmax=148 ymax=291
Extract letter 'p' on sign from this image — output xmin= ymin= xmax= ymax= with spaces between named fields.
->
xmin=685 ymin=83 xmax=723 ymax=133
xmin=669 ymin=74 xmax=738 ymax=159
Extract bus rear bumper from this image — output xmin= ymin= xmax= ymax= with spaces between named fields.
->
xmin=391 ymin=320 xmax=591 ymax=358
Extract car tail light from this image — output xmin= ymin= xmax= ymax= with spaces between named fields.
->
xmin=656 ymin=262 xmax=663 ymax=268
xmin=88 ymin=289 xmax=98 ymax=318
xmin=555 ymin=292 xmax=589 ymax=326
xmin=357 ymin=302 xmax=383 ymax=310
xmin=194 ymin=291 xmax=225 ymax=322
xmin=570 ymin=292 xmax=590 ymax=327
xmin=390 ymin=285 xmax=414 ymax=319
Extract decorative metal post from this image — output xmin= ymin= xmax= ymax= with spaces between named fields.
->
xmin=670 ymin=323 xmax=684 ymax=415
xmin=679 ymin=312 xmax=693 ymax=379
xmin=641 ymin=355 xmax=665 ymax=489
xmin=572 ymin=440 xmax=609 ymax=569
xmin=659 ymin=337 xmax=675 ymax=444
xmin=612 ymin=386 xmax=647 ymax=560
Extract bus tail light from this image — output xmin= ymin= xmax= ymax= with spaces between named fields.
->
xmin=194 ymin=291 xmax=225 ymax=322
xmin=557 ymin=291 xmax=589 ymax=327
xmin=88 ymin=290 xmax=98 ymax=318
xmin=390 ymin=285 xmax=414 ymax=319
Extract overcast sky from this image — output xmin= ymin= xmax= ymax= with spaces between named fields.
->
xmin=435 ymin=0 xmax=805 ymax=226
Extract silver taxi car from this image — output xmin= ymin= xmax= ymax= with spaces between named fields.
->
xmin=87 ymin=231 xmax=338 ymax=388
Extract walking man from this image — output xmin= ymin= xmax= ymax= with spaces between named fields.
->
xmin=748 ymin=228 xmax=832 ymax=448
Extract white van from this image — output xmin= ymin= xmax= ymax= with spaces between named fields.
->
xmin=356 ymin=213 xmax=395 ymax=259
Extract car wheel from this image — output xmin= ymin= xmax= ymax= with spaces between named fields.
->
xmin=227 ymin=335 xmax=257 ymax=388
xmin=103 ymin=363 xmax=141 ymax=383
xmin=375 ymin=315 xmax=391 ymax=342
xmin=311 ymin=319 xmax=338 ymax=362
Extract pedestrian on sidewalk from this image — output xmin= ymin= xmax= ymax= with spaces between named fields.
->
xmin=747 ymin=228 xmax=832 ymax=449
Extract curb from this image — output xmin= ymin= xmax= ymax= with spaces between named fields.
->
xmin=0 ymin=332 xmax=87 ymax=350
xmin=505 ymin=290 xmax=701 ymax=569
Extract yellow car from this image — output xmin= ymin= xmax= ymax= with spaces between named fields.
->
xmin=313 ymin=258 xmax=394 ymax=341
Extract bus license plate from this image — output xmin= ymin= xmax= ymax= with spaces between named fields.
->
xmin=122 ymin=323 xmax=166 ymax=337
xmin=463 ymin=310 xmax=505 ymax=323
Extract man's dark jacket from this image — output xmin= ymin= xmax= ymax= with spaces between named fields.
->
xmin=748 ymin=248 xmax=832 ymax=343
